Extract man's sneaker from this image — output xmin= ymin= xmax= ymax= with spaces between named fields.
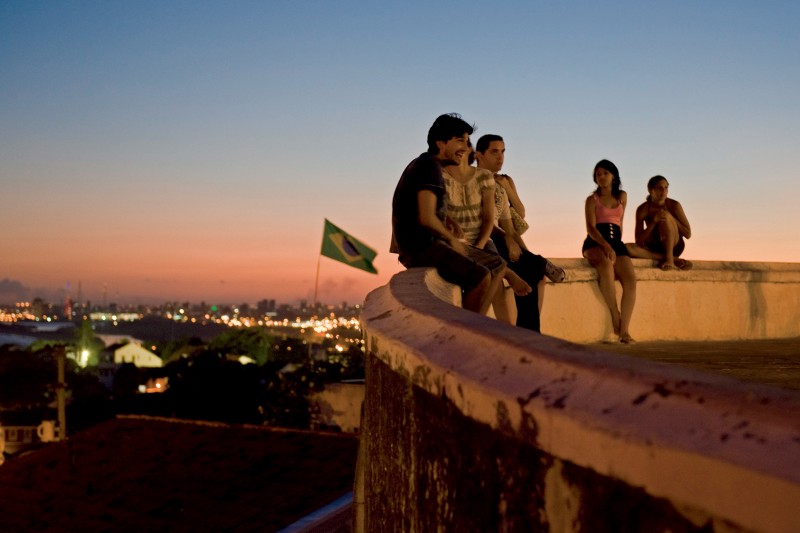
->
xmin=545 ymin=260 xmax=566 ymax=283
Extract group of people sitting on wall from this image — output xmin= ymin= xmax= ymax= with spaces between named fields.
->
xmin=391 ymin=113 xmax=692 ymax=344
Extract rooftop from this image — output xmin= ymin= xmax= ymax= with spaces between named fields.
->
xmin=0 ymin=415 xmax=357 ymax=532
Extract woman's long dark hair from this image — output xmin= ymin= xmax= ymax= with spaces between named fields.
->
xmin=593 ymin=159 xmax=623 ymax=199
xmin=646 ymin=175 xmax=668 ymax=202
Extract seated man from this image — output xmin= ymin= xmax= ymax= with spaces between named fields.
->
xmin=628 ymin=175 xmax=692 ymax=270
xmin=391 ymin=114 xmax=506 ymax=314
xmin=475 ymin=134 xmax=562 ymax=332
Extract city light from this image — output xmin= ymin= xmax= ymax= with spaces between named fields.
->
xmin=1 ymin=299 xmax=365 ymax=351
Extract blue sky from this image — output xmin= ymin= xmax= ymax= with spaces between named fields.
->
xmin=1 ymin=1 xmax=798 ymax=305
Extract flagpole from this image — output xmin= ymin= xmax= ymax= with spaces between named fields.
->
xmin=313 ymin=250 xmax=322 ymax=311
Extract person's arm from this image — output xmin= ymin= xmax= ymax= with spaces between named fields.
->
xmin=444 ymin=215 xmax=465 ymax=239
xmin=497 ymin=217 xmax=523 ymax=261
xmin=635 ymin=201 xmax=660 ymax=247
xmin=418 ymin=190 xmax=466 ymax=255
xmin=669 ymin=199 xmax=692 ymax=239
xmin=585 ymin=196 xmax=615 ymax=261
xmin=496 ymin=174 xmax=525 ymax=219
xmin=475 ymin=186 xmax=496 ymax=249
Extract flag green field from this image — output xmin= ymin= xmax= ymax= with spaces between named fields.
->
xmin=320 ymin=219 xmax=378 ymax=274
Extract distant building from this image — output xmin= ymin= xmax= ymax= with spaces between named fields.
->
xmin=89 ymin=311 xmax=142 ymax=322
xmin=310 ymin=381 xmax=364 ymax=433
xmin=0 ymin=425 xmax=36 ymax=461
xmin=97 ymin=342 xmax=162 ymax=389
xmin=112 ymin=342 xmax=162 ymax=368
xmin=257 ymin=298 xmax=276 ymax=314
xmin=96 ymin=333 xmax=145 ymax=347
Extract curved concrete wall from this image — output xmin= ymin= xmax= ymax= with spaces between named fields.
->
xmin=357 ymin=268 xmax=800 ymax=532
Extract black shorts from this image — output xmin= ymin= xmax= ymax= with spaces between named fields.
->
xmin=400 ymin=240 xmax=505 ymax=292
xmin=582 ymin=223 xmax=629 ymax=257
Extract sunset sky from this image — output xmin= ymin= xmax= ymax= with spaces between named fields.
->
xmin=2 ymin=1 xmax=799 ymax=306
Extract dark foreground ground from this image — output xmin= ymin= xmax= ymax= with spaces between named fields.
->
xmin=0 ymin=416 xmax=357 ymax=532
xmin=589 ymin=336 xmax=800 ymax=392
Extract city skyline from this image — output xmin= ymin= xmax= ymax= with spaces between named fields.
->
xmin=0 ymin=279 xmax=359 ymax=310
xmin=2 ymin=1 xmax=799 ymax=305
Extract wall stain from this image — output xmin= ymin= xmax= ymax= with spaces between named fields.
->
xmin=551 ymin=395 xmax=568 ymax=409
xmin=632 ymin=383 xmax=672 ymax=405
xmin=368 ymin=310 xmax=393 ymax=321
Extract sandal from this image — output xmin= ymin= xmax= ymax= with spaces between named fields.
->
xmin=602 ymin=333 xmax=619 ymax=344
xmin=620 ymin=334 xmax=636 ymax=344
xmin=659 ymin=263 xmax=677 ymax=271
xmin=675 ymin=258 xmax=693 ymax=271
xmin=545 ymin=260 xmax=567 ymax=283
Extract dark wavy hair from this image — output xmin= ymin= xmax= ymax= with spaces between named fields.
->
xmin=427 ymin=113 xmax=474 ymax=154
xmin=593 ymin=159 xmax=623 ymax=199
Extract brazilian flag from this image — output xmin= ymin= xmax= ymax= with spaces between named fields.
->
xmin=320 ymin=219 xmax=378 ymax=274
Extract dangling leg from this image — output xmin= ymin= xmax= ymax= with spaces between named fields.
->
xmin=614 ymin=256 xmax=637 ymax=343
xmin=658 ymin=214 xmax=680 ymax=270
xmin=585 ymin=247 xmax=621 ymax=337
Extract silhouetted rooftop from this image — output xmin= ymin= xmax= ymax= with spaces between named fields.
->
xmin=0 ymin=415 xmax=357 ymax=532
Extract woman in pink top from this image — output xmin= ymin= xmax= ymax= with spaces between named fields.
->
xmin=582 ymin=160 xmax=637 ymax=344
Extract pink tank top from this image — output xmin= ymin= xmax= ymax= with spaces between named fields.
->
xmin=593 ymin=193 xmax=623 ymax=226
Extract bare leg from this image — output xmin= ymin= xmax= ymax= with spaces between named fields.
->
xmin=491 ymin=283 xmax=515 ymax=325
xmin=614 ymin=256 xmax=637 ymax=342
xmin=584 ymin=248 xmax=621 ymax=335
xmin=480 ymin=267 xmax=507 ymax=315
xmin=658 ymin=215 xmax=680 ymax=269
xmin=626 ymin=243 xmax=663 ymax=261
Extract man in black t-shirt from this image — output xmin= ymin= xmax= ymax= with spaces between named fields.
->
xmin=391 ymin=114 xmax=505 ymax=314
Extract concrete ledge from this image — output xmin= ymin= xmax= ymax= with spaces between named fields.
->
xmin=427 ymin=258 xmax=800 ymax=342
xmin=358 ymin=269 xmax=800 ymax=532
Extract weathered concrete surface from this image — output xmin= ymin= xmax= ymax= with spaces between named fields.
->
xmin=535 ymin=259 xmax=798 ymax=342
xmin=590 ymin=337 xmax=800 ymax=392
xmin=361 ymin=355 xmax=718 ymax=532
xmin=357 ymin=269 xmax=800 ymax=532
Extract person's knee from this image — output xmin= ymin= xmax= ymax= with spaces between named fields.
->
xmin=494 ymin=264 xmax=507 ymax=281
xmin=596 ymin=258 xmax=614 ymax=276
xmin=662 ymin=216 xmax=678 ymax=236
xmin=586 ymin=250 xmax=609 ymax=269
xmin=475 ymin=273 xmax=492 ymax=295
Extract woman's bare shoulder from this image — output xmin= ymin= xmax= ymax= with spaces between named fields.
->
xmin=666 ymin=197 xmax=682 ymax=209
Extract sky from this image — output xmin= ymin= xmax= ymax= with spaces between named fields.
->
xmin=1 ymin=1 xmax=799 ymax=307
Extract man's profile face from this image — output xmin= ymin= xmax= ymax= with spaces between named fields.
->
xmin=436 ymin=133 xmax=469 ymax=164
xmin=476 ymin=140 xmax=505 ymax=173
